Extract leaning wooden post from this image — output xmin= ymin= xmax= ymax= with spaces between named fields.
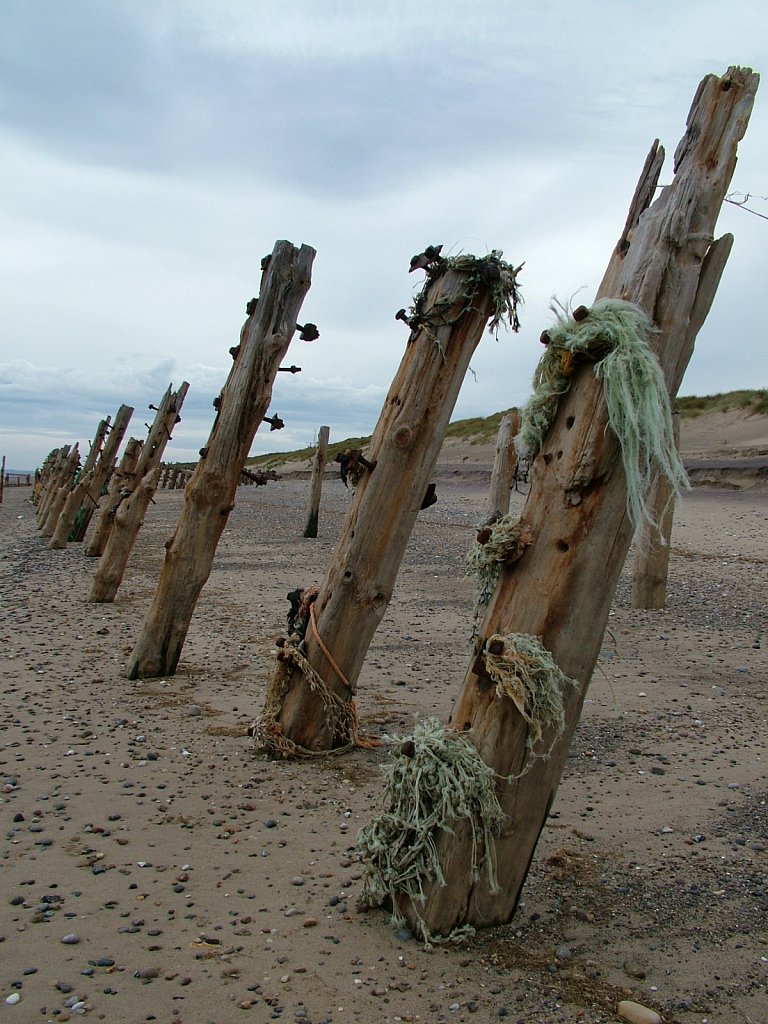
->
xmin=125 ymin=240 xmax=316 ymax=679
xmin=631 ymin=412 xmax=682 ymax=608
xmin=88 ymin=383 xmax=188 ymax=603
xmin=303 ymin=425 xmax=330 ymax=537
xmin=40 ymin=445 xmax=80 ymax=537
xmin=486 ymin=409 xmax=521 ymax=519
xmin=36 ymin=446 xmax=70 ymax=525
xmin=261 ymin=248 xmax=522 ymax=754
xmin=49 ymin=405 xmax=134 ymax=549
xmin=394 ymin=67 xmax=757 ymax=937
xmin=0 ymin=455 xmax=5 ymax=505
xmin=85 ymin=436 xmax=144 ymax=558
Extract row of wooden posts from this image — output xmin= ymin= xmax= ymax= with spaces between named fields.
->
xmin=26 ymin=67 xmax=757 ymax=938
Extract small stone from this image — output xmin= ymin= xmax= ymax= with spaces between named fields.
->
xmin=134 ymin=967 xmax=159 ymax=980
xmin=5 ymin=993 xmax=21 ymax=1005
xmin=302 ymin=918 xmax=318 ymax=928
xmin=291 ymin=876 xmax=305 ymax=886
xmin=617 ymin=999 xmax=662 ymax=1024
xmin=555 ymin=945 xmax=572 ymax=960
xmin=623 ymin=960 xmax=647 ymax=980
xmin=61 ymin=934 xmax=81 ymax=944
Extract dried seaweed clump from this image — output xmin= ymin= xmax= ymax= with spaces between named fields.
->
xmin=466 ymin=515 xmax=533 ymax=625
xmin=358 ymin=718 xmax=503 ymax=945
xmin=517 ymin=298 xmax=688 ymax=533
xmin=482 ymin=633 xmax=579 ymax=755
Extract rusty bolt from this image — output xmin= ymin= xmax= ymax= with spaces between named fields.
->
xmin=400 ymin=740 xmax=416 ymax=758
xmin=297 ymin=323 xmax=319 ymax=342
xmin=540 ymin=330 xmax=551 ymax=346
xmin=573 ymin=305 xmax=589 ymax=321
xmin=487 ymin=638 xmax=505 ymax=656
xmin=476 ymin=527 xmax=492 ymax=545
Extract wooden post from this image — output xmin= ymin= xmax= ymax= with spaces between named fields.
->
xmin=88 ymin=384 xmax=188 ymax=602
xmin=40 ymin=445 xmax=80 ymax=536
xmin=303 ymin=425 xmax=330 ymax=537
xmin=36 ymin=446 xmax=69 ymax=525
xmin=33 ymin=451 xmax=58 ymax=510
xmin=631 ymin=413 xmax=682 ymax=608
xmin=486 ymin=409 xmax=521 ymax=519
xmin=85 ymin=436 xmax=144 ymax=558
xmin=400 ymin=67 xmax=757 ymax=937
xmin=265 ymin=249 xmax=522 ymax=752
xmin=125 ymin=240 xmax=316 ymax=680
xmin=49 ymin=406 xmax=134 ymax=549
xmin=0 ymin=455 xmax=5 ymax=505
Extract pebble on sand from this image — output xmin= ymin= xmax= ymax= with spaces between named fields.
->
xmin=618 ymin=999 xmax=662 ymax=1024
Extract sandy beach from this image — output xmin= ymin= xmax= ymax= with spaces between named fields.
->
xmin=1 ymin=409 xmax=766 ymax=1024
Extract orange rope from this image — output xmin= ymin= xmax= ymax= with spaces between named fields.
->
xmin=308 ymin=602 xmax=381 ymax=749
xmin=309 ymin=601 xmax=352 ymax=693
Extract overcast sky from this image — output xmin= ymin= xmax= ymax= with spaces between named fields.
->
xmin=1 ymin=1 xmax=766 ymax=470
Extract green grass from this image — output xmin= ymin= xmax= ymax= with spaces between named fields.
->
xmin=241 ymin=391 xmax=766 ymax=468
xmin=246 ymin=436 xmax=372 ymax=471
xmin=675 ymin=389 xmax=768 ymax=417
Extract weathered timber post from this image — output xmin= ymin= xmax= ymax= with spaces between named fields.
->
xmin=126 ymin=240 xmax=316 ymax=679
xmin=40 ymin=445 xmax=80 ymax=536
xmin=35 ymin=447 xmax=68 ymax=524
xmin=486 ymin=409 xmax=521 ymax=519
xmin=631 ymin=412 xmax=683 ymax=608
xmin=88 ymin=384 xmax=188 ymax=603
xmin=263 ymin=249 xmax=522 ymax=753
xmin=33 ymin=451 xmax=58 ymax=510
xmin=303 ymin=425 xmax=330 ymax=537
xmin=0 ymin=456 xmax=5 ymax=505
xmin=85 ymin=436 xmax=144 ymax=558
xmin=400 ymin=67 xmax=757 ymax=936
xmin=49 ymin=406 xmax=134 ymax=549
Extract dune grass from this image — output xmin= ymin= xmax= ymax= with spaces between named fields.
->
xmin=243 ymin=390 xmax=766 ymax=469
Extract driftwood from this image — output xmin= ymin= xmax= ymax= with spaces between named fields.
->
xmin=486 ymin=409 xmax=521 ymax=519
xmin=631 ymin=413 xmax=682 ymax=608
xmin=126 ymin=240 xmax=316 ymax=680
xmin=49 ymin=406 xmax=134 ymax=549
xmin=263 ymin=249 xmax=522 ymax=753
xmin=397 ymin=66 xmax=758 ymax=936
xmin=303 ymin=425 xmax=330 ymax=537
xmin=88 ymin=384 xmax=188 ymax=602
xmin=39 ymin=445 xmax=80 ymax=536
xmin=85 ymin=436 xmax=143 ymax=558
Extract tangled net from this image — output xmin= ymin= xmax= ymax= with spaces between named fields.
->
xmin=517 ymin=298 xmax=689 ymax=533
xmin=358 ymin=719 xmax=504 ymax=945
xmin=404 ymin=249 xmax=524 ymax=347
xmin=466 ymin=515 xmax=533 ymax=627
xmin=481 ymin=632 xmax=578 ymax=756
xmin=255 ymin=641 xmax=359 ymax=758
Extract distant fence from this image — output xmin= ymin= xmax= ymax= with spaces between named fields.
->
xmin=4 ymin=473 xmax=33 ymax=486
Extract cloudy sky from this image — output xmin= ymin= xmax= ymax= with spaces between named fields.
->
xmin=1 ymin=1 xmax=766 ymax=470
